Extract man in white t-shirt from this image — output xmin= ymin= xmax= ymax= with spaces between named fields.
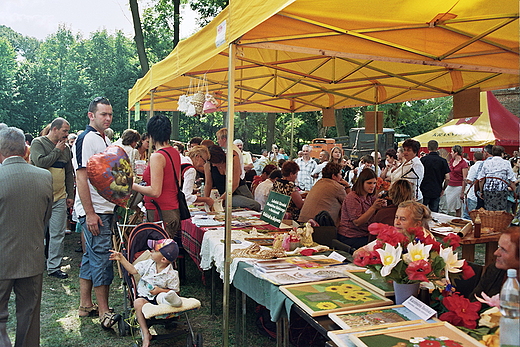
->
xmin=254 ymin=169 xmax=282 ymax=210
xmin=72 ymin=97 xmax=119 ymax=329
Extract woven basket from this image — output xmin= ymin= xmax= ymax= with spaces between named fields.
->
xmin=469 ymin=208 xmax=513 ymax=232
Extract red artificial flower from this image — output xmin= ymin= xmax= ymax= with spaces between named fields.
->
xmin=368 ymin=223 xmax=395 ymax=236
xmin=443 ymin=233 xmax=461 ymax=249
xmin=423 ymin=234 xmax=441 ymax=253
xmin=407 ymin=227 xmax=424 ymax=239
xmin=378 ymin=227 xmax=408 ymax=247
xmin=440 ymin=292 xmax=481 ymax=329
xmin=419 ymin=340 xmax=442 ymax=347
xmin=443 ymin=340 xmax=464 ymax=347
xmin=405 ymin=259 xmax=432 ymax=282
xmin=461 ymin=261 xmax=475 ymax=280
xmin=373 ymin=240 xmax=385 ymax=250
xmin=353 ymin=249 xmax=371 ymax=267
xmin=367 ymin=250 xmax=382 ymax=265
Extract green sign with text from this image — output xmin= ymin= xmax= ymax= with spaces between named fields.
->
xmin=260 ymin=191 xmax=291 ymax=227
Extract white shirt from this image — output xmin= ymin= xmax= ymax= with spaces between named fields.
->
xmin=134 ymin=258 xmax=179 ymax=300
xmin=466 ymin=160 xmax=484 ymax=200
xmin=254 ymin=179 xmax=274 ymax=210
xmin=390 ymin=156 xmax=424 ymax=201
xmin=477 ymin=156 xmax=516 ymax=191
xmin=311 ymin=161 xmax=328 ymax=180
xmin=181 ymin=156 xmax=198 ymax=205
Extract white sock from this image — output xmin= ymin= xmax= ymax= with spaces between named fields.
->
xmin=157 ymin=290 xmax=182 ymax=307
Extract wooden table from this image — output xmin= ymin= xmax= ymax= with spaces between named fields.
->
xmin=459 ymin=231 xmax=501 ymax=266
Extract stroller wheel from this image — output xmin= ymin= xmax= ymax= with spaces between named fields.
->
xmin=117 ymin=316 xmax=130 ymax=337
xmin=195 ymin=333 xmax=203 ymax=347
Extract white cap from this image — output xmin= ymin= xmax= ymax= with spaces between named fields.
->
xmin=507 ymin=268 xmax=517 ymax=278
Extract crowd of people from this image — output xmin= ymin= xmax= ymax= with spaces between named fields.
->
xmin=1 ymin=95 xmax=519 ymax=346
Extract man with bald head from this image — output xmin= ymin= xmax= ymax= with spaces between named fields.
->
xmin=31 ymin=117 xmax=74 ymax=279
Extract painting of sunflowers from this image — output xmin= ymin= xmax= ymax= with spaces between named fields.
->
xmin=280 ymin=278 xmax=393 ymax=316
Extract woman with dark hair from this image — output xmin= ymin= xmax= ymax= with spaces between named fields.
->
xmin=136 ymin=132 xmax=150 ymax=161
xmin=204 ymin=145 xmax=260 ymax=211
xmin=371 ymin=179 xmax=414 ymax=226
xmin=389 ymin=139 xmax=424 ymax=202
xmin=337 ymin=168 xmax=386 ymax=248
xmin=131 ymin=115 xmax=181 ymax=238
xmin=443 ymin=145 xmax=468 ymax=217
xmin=272 ymin=161 xmax=305 ymax=221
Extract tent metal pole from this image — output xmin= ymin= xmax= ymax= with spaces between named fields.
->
xmin=222 ymin=42 xmax=236 ymax=347
xmin=291 ymin=112 xmax=295 ymax=158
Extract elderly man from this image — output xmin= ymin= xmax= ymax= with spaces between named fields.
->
xmin=295 ymin=144 xmax=317 ymax=191
xmin=233 ymin=139 xmax=253 ymax=172
xmin=30 ymin=117 xmax=74 ymax=279
xmin=0 ymin=127 xmax=53 ymax=347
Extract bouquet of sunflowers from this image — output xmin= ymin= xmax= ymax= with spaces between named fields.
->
xmin=353 ymin=223 xmax=474 ymax=286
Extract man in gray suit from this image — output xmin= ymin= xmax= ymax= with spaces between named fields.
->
xmin=0 ymin=127 xmax=53 ymax=347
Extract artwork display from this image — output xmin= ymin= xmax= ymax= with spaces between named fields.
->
xmin=347 ymin=271 xmax=395 ymax=297
xmin=348 ymin=322 xmax=485 ymax=347
xmin=280 ymin=278 xmax=393 ymax=317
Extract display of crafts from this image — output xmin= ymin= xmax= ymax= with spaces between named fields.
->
xmin=353 ymin=223 xmax=474 ymax=287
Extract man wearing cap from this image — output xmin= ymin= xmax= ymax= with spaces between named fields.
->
xmin=30 ymin=117 xmax=74 ymax=279
xmin=110 ymin=239 xmax=181 ymax=347
xmin=0 ymin=127 xmax=53 ymax=347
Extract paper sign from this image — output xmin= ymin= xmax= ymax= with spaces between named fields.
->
xmin=403 ymin=296 xmax=437 ymax=321
xmin=328 ymin=251 xmax=346 ymax=262
xmin=215 ymin=20 xmax=226 ymax=47
xmin=260 ymin=191 xmax=291 ymax=228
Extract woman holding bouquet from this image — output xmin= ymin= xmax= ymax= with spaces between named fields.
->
xmin=337 ymin=168 xmax=386 ymax=249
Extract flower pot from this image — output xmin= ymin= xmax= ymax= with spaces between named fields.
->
xmin=393 ymin=281 xmax=420 ymax=304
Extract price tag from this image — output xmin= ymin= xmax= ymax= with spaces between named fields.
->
xmin=403 ymin=296 xmax=437 ymax=321
xmin=328 ymin=251 xmax=346 ymax=262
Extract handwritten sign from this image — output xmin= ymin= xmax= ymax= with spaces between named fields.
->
xmin=260 ymin=191 xmax=291 ymax=227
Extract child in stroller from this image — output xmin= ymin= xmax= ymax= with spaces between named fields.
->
xmin=110 ymin=238 xmax=182 ymax=347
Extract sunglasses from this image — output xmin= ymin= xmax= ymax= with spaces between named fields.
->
xmin=92 ymin=96 xmax=109 ymax=103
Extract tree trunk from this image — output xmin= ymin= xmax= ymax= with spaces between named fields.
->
xmin=335 ymin=109 xmax=346 ymax=137
xmin=130 ymin=0 xmax=149 ymax=76
xmin=173 ymin=0 xmax=180 ymax=48
xmin=267 ymin=113 xmax=276 ymax=150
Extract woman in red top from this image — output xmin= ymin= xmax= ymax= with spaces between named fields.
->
xmin=443 ymin=145 xmax=468 ymax=217
xmin=337 ymin=168 xmax=386 ymax=249
xmin=132 ymin=115 xmax=181 ymax=238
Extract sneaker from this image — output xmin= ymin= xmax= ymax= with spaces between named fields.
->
xmin=163 ymin=291 xmax=182 ymax=307
xmin=48 ymin=270 xmax=68 ymax=279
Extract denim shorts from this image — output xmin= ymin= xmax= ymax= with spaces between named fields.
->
xmin=78 ymin=214 xmax=114 ymax=287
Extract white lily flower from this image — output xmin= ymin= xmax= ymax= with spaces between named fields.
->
xmin=376 ymin=244 xmax=402 ymax=277
xmin=403 ymin=242 xmax=432 ymax=264
xmin=439 ymin=246 xmax=464 ymax=279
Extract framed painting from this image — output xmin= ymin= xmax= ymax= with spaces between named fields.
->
xmin=329 ymin=304 xmax=438 ymax=330
xmin=349 ymin=322 xmax=485 ymax=347
xmin=347 ymin=271 xmax=395 ymax=297
xmin=328 ymin=320 xmax=428 ymax=347
xmin=279 ymin=278 xmax=393 ymax=317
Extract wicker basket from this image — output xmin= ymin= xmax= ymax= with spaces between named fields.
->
xmin=469 ymin=208 xmax=513 ymax=232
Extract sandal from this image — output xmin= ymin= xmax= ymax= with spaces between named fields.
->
xmin=79 ymin=304 xmax=98 ymax=317
xmin=100 ymin=312 xmax=121 ymax=330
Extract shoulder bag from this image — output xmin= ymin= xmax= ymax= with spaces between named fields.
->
xmin=160 ymin=149 xmax=191 ymax=220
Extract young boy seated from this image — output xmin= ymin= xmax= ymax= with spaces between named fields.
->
xmin=110 ymin=239 xmax=182 ymax=347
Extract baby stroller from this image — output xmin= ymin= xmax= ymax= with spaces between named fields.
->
xmin=116 ymin=222 xmax=203 ymax=346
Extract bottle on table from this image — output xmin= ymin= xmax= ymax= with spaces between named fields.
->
xmin=473 ymin=214 xmax=481 ymax=238
xmin=499 ymin=268 xmax=520 ymax=347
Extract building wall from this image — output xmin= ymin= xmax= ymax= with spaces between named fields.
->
xmin=493 ymin=87 xmax=520 ymax=117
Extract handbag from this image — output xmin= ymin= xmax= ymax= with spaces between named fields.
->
xmin=160 ymin=149 xmax=191 ymax=220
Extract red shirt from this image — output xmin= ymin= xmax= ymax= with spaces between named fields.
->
xmin=337 ymin=191 xmax=377 ymax=238
xmin=144 ymin=147 xmax=181 ymax=210
xmin=448 ymin=158 xmax=468 ymax=187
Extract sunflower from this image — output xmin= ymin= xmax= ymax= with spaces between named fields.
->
xmin=342 ymin=292 xmax=368 ymax=301
xmin=340 ymin=283 xmax=362 ymax=291
xmin=316 ymin=302 xmax=338 ymax=310
xmin=325 ymin=286 xmax=341 ymax=292
xmin=352 ymin=290 xmax=372 ymax=297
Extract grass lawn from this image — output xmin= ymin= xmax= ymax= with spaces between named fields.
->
xmin=6 ymin=230 xmax=278 ymax=347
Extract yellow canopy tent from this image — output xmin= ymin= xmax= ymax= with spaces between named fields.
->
xmin=128 ymin=0 xmax=518 ymax=114
xmin=412 ymin=91 xmax=520 ymax=152
xmin=127 ymin=1 xmax=518 ymax=344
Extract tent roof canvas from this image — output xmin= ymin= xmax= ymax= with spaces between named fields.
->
xmin=128 ymin=0 xmax=519 ymax=113
xmin=412 ymin=91 xmax=520 ymax=148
